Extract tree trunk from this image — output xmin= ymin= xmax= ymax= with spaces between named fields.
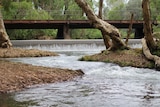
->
xmin=142 ymin=0 xmax=160 ymax=70
xmin=75 ymin=0 xmax=129 ymax=50
xmin=125 ymin=13 xmax=134 ymax=45
xmin=142 ymin=0 xmax=156 ymax=50
xmin=0 ymin=11 xmax=12 ymax=48
xmin=98 ymin=0 xmax=103 ymax=19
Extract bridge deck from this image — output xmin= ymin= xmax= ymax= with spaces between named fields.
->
xmin=4 ymin=20 xmax=148 ymax=29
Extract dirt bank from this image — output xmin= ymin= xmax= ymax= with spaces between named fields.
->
xmin=80 ymin=49 xmax=154 ymax=69
xmin=0 ymin=47 xmax=58 ymax=58
xmin=0 ymin=48 xmax=84 ymax=93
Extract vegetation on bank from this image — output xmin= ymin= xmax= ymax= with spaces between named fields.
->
xmin=80 ymin=49 xmax=155 ymax=69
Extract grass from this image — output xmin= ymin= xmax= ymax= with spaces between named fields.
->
xmin=79 ymin=49 xmax=155 ymax=69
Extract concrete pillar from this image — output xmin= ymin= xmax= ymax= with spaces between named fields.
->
xmin=56 ymin=27 xmax=64 ymax=39
xmin=56 ymin=24 xmax=70 ymax=39
xmin=63 ymin=24 xmax=70 ymax=39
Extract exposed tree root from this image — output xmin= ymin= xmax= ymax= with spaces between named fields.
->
xmin=142 ymin=38 xmax=160 ymax=70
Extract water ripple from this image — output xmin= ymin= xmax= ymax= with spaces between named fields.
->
xmin=9 ymin=44 xmax=160 ymax=107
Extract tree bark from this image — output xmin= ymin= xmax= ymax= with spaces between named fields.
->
xmin=98 ymin=0 xmax=103 ymax=19
xmin=142 ymin=0 xmax=156 ymax=50
xmin=142 ymin=0 xmax=160 ymax=70
xmin=75 ymin=0 xmax=129 ymax=50
xmin=142 ymin=38 xmax=160 ymax=70
xmin=0 ymin=11 xmax=12 ymax=48
xmin=125 ymin=13 xmax=134 ymax=45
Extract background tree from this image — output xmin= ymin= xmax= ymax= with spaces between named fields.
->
xmin=126 ymin=0 xmax=142 ymax=20
xmin=150 ymin=0 xmax=160 ymax=20
xmin=1 ymin=0 xmax=159 ymax=40
xmin=0 ymin=1 xmax=12 ymax=48
xmin=2 ymin=0 xmax=56 ymax=40
xmin=2 ymin=0 xmax=97 ymax=40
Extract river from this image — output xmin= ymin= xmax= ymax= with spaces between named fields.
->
xmin=1 ymin=41 xmax=160 ymax=107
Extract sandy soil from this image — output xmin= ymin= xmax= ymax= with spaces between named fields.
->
xmin=0 ymin=48 xmax=84 ymax=93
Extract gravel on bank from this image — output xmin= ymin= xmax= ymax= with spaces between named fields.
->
xmin=0 ymin=47 xmax=58 ymax=58
xmin=0 ymin=48 xmax=84 ymax=93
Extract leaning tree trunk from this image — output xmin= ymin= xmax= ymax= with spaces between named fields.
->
xmin=75 ymin=0 xmax=129 ymax=50
xmin=142 ymin=0 xmax=156 ymax=50
xmin=0 ymin=11 xmax=12 ymax=48
xmin=142 ymin=0 xmax=160 ymax=70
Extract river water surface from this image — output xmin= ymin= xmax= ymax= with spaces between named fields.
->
xmin=2 ymin=43 xmax=160 ymax=107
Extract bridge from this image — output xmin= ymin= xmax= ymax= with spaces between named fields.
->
xmin=4 ymin=20 xmax=157 ymax=39
xmin=2 ymin=0 xmax=159 ymax=39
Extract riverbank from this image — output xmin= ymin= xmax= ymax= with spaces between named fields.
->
xmin=80 ymin=48 xmax=155 ymax=69
xmin=0 ymin=47 xmax=58 ymax=58
xmin=0 ymin=48 xmax=84 ymax=93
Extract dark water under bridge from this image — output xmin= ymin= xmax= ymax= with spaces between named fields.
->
xmin=4 ymin=20 xmax=158 ymax=39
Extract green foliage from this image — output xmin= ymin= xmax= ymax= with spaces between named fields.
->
xmin=71 ymin=29 xmax=102 ymax=39
xmin=126 ymin=0 xmax=142 ymax=20
xmin=1 ymin=0 xmax=11 ymax=11
xmin=152 ymin=50 xmax=160 ymax=57
xmin=107 ymin=0 xmax=142 ymax=20
xmin=153 ymin=26 xmax=160 ymax=33
xmin=79 ymin=55 xmax=94 ymax=61
xmin=120 ymin=29 xmax=134 ymax=39
xmin=107 ymin=4 xmax=126 ymax=20
xmin=150 ymin=0 xmax=160 ymax=33
xmin=2 ymin=1 xmax=55 ymax=40
xmin=150 ymin=0 xmax=160 ymax=20
xmin=1 ymin=0 xmax=88 ymax=40
xmin=1 ymin=0 xmax=160 ymax=40
xmin=7 ymin=29 xmax=57 ymax=40
xmin=2 ymin=1 xmax=52 ymax=20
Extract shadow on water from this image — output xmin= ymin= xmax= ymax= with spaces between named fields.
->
xmin=0 ymin=93 xmax=38 ymax=107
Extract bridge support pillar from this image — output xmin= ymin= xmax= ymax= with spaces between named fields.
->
xmin=56 ymin=28 xmax=63 ymax=39
xmin=56 ymin=24 xmax=70 ymax=39
xmin=134 ymin=28 xmax=144 ymax=39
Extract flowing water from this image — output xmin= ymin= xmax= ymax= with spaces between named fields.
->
xmin=1 ymin=43 xmax=160 ymax=107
